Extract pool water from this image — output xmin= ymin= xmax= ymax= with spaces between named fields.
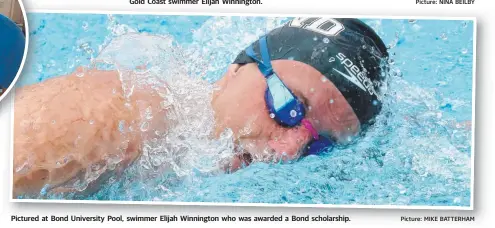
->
xmin=19 ymin=13 xmax=474 ymax=207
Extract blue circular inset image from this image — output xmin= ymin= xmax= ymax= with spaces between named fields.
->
xmin=0 ymin=13 xmax=26 ymax=97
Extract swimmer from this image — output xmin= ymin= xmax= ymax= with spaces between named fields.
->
xmin=12 ymin=18 xmax=389 ymax=197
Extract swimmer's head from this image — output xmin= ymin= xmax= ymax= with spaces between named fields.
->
xmin=212 ymin=18 xmax=389 ymax=162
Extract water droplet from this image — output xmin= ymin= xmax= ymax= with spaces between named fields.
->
xmin=440 ymin=33 xmax=448 ymax=40
xmin=140 ymin=122 xmax=150 ymax=132
xmin=82 ymin=21 xmax=89 ymax=31
xmin=461 ymin=48 xmax=468 ymax=54
xmin=329 ymin=99 xmax=334 ymax=104
xmin=308 ymin=106 xmax=312 ymax=111
xmin=290 ymin=110 xmax=297 ymax=118
xmin=436 ymin=112 xmax=442 ymax=119
xmin=112 ymin=88 xmax=116 ymax=94
xmin=155 ymin=130 xmax=161 ymax=136
xmin=40 ymin=184 xmax=50 ymax=196
xmin=310 ymin=88 xmax=315 ymax=93
xmin=76 ymin=71 xmax=84 ymax=78
xmin=269 ymin=113 xmax=275 ymax=119
xmin=145 ymin=106 xmax=153 ymax=120
xmin=461 ymin=21 xmax=468 ymax=28
xmin=408 ymin=19 xmax=417 ymax=24
xmin=388 ymin=58 xmax=395 ymax=65
xmin=89 ymin=119 xmax=95 ymax=125
xmin=15 ymin=161 xmax=31 ymax=174
xmin=91 ymin=163 xmax=101 ymax=171
xmin=313 ymin=37 xmax=318 ymax=41
xmin=323 ymin=37 xmax=330 ymax=43
xmin=51 ymin=120 xmax=56 ymax=124
xmin=362 ymin=45 xmax=367 ymax=49
xmin=321 ymin=76 xmax=328 ymax=82
xmin=288 ymin=56 xmax=295 ymax=60
xmin=118 ymin=120 xmax=126 ymax=133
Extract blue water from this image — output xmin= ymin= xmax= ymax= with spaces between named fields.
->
xmin=19 ymin=13 xmax=474 ymax=207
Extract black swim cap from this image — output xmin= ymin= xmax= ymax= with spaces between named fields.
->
xmin=233 ymin=17 xmax=389 ymax=126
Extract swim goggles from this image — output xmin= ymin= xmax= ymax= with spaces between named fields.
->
xmin=244 ymin=36 xmax=334 ymax=157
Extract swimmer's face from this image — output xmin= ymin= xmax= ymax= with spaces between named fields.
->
xmin=212 ymin=60 xmax=360 ymax=162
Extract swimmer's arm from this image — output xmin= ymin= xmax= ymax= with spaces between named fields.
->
xmin=13 ymin=68 xmax=169 ymax=196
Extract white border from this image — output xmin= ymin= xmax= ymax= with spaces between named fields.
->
xmin=8 ymin=9 xmax=477 ymax=211
xmin=0 ymin=0 xmax=30 ymax=103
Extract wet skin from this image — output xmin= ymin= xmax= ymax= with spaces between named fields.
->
xmin=12 ymin=60 xmax=360 ymax=196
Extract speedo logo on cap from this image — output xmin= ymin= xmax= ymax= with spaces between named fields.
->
xmin=331 ymin=53 xmax=380 ymax=99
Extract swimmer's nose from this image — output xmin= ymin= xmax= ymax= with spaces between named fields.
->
xmin=267 ymin=125 xmax=313 ymax=161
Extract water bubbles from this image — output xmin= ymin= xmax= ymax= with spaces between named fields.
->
xmin=75 ymin=68 xmax=85 ymax=78
xmin=89 ymin=119 xmax=95 ymax=125
xmin=440 ymin=33 xmax=448 ymax=40
xmin=329 ymin=99 xmax=334 ymax=104
xmin=144 ymin=106 xmax=153 ymax=120
xmin=118 ymin=120 xmax=126 ymax=133
xmin=91 ymin=163 xmax=102 ymax=172
xmin=82 ymin=21 xmax=89 ymax=31
xmin=313 ymin=36 xmax=318 ymax=41
xmin=408 ymin=19 xmax=417 ymax=24
xmin=40 ymin=184 xmax=50 ymax=196
xmin=288 ymin=56 xmax=295 ymax=60
xmin=140 ymin=121 xmax=150 ymax=132
xmin=388 ymin=58 xmax=395 ymax=65
xmin=269 ymin=113 xmax=275 ymax=119
xmin=461 ymin=48 xmax=468 ymax=54
xmin=372 ymin=100 xmax=379 ymax=106
xmin=15 ymin=161 xmax=31 ymax=174
xmin=321 ymin=76 xmax=328 ymax=83
xmin=323 ymin=37 xmax=330 ymax=44
xmin=362 ymin=45 xmax=367 ymax=49
xmin=290 ymin=110 xmax=297 ymax=118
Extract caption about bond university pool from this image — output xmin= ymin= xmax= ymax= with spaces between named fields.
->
xmin=11 ymin=214 xmax=351 ymax=223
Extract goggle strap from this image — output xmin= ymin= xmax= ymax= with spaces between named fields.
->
xmin=259 ymin=36 xmax=273 ymax=72
xmin=244 ymin=36 xmax=273 ymax=77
